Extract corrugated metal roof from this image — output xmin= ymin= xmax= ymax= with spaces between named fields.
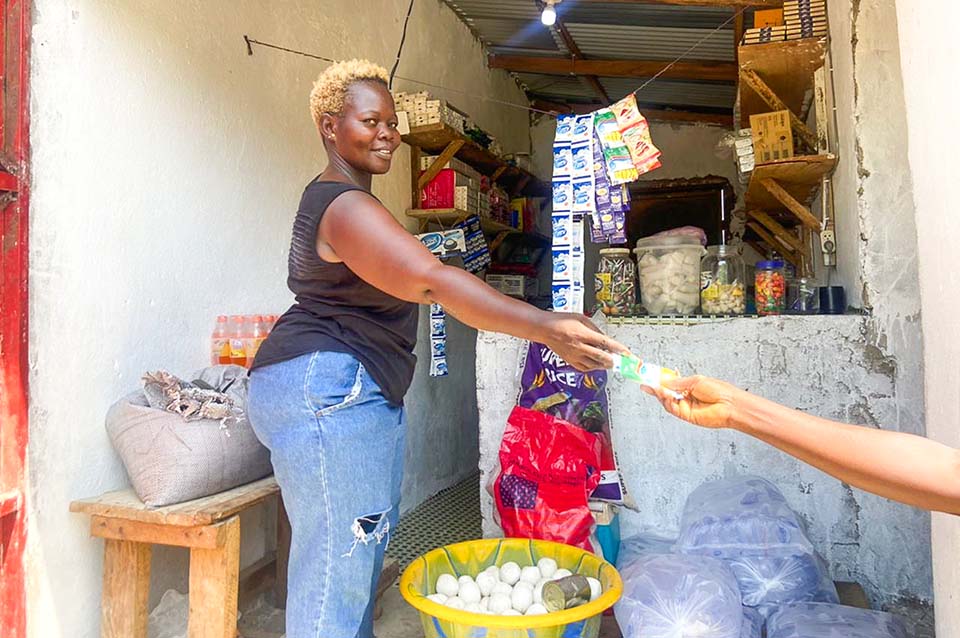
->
xmin=442 ymin=0 xmax=737 ymax=112
xmin=564 ymin=23 xmax=734 ymax=62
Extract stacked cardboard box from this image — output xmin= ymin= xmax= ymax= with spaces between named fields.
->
xmin=393 ymin=91 xmax=465 ymax=132
xmin=742 ymin=25 xmax=786 ymax=44
xmin=784 ymin=0 xmax=827 ymax=40
xmin=419 ymin=155 xmax=481 ymax=180
xmin=485 ymin=274 xmax=538 ymax=299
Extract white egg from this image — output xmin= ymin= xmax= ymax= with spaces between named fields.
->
xmin=526 ymin=603 xmax=548 ymax=615
xmin=483 ymin=565 xmax=501 ymax=580
xmin=533 ymin=579 xmax=547 ymax=604
xmin=503 ymin=609 xmax=523 ymax=616
xmin=458 ymin=581 xmax=482 ymax=605
xmin=552 ymin=568 xmax=573 ymax=580
xmin=445 ymin=596 xmax=466 ymax=610
xmin=488 ymin=592 xmax=512 ymax=614
xmin=458 ymin=575 xmax=475 ymax=586
xmin=480 ymin=596 xmax=490 ymax=611
xmin=520 ymin=566 xmax=541 ymax=584
xmin=586 ymin=577 xmax=602 ymax=601
xmin=476 ymin=572 xmax=496 ymax=596
xmin=436 ymin=573 xmax=459 ymax=597
xmin=510 ymin=585 xmax=533 ymax=613
xmin=491 ymin=581 xmax=513 ymax=597
xmin=426 ymin=593 xmax=447 ymax=604
xmin=537 ymin=557 xmax=558 ymax=579
xmin=513 ymin=580 xmax=532 ymax=592
xmin=499 ymin=561 xmax=521 ymax=586
xmin=464 ymin=602 xmax=484 ymax=614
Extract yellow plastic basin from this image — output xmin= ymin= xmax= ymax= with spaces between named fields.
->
xmin=399 ymin=538 xmax=623 ymax=638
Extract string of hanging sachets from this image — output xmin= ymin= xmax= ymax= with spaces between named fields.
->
xmin=551 ymin=95 xmax=662 ymax=313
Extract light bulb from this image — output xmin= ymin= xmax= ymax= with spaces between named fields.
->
xmin=541 ymin=4 xmax=556 ymax=26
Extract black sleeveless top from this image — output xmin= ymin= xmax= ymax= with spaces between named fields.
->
xmin=251 ymin=180 xmax=419 ymax=406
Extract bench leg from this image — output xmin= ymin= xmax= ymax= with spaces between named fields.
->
xmin=101 ymin=539 xmax=151 ymax=638
xmin=276 ymin=495 xmax=291 ymax=609
xmin=188 ymin=516 xmax=240 ymax=638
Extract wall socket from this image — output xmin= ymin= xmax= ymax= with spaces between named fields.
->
xmin=820 ymin=229 xmax=837 ymax=266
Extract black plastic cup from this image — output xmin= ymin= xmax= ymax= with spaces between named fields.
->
xmin=818 ymin=286 xmax=846 ymax=315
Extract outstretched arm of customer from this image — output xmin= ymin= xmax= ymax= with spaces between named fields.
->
xmin=318 ymin=191 xmax=626 ymax=371
xmin=650 ymin=376 xmax=960 ymax=515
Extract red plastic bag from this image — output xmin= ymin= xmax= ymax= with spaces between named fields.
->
xmin=493 ymin=406 xmax=602 ymax=551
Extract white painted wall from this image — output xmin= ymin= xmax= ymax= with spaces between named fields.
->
xmin=892 ymin=2 xmax=960 ymax=635
xmin=26 ymin=1 xmax=528 ymax=636
xmin=477 ymin=317 xmax=933 ymax=633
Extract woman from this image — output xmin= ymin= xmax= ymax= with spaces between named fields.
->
xmin=247 ymin=59 xmax=626 ymax=638
xmin=645 ymin=375 xmax=960 ymax=515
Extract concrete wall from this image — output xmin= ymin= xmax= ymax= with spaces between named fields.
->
xmin=477 ymin=317 xmax=933 ymax=634
xmin=26 ymin=1 xmax=527 ymax=636
xmin=892 ymin=2 xmax=960 ymax=635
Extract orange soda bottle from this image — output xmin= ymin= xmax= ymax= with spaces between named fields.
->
xmin=211 ymin=315 xmax=230 ymax=365
xmin=228 ymin=315 xmax=247 ymax=366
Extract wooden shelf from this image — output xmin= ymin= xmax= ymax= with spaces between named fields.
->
xmin=745 ymin=154 xmax=837 ymax=216
xmin=738 ymin=38 xmax=827 ymax=128
xmin=406 ymin=208 xmax=549 ymax=244
xmin=402 ymin=123 xmax=549 ymax=197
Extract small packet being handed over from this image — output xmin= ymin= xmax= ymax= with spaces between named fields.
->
xmin=611 ymin=353 xmax=684 ymax=399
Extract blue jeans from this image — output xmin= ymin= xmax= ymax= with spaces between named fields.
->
xmin=248 ymin=351 xmax=406 ymax=638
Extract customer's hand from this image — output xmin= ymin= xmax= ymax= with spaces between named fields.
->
xmin=646 ymin=375 xmax=739 ymax=429
xmin=540 ymin=312 xmax=629 ymax=371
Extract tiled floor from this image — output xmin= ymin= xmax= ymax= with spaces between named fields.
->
xmin=385 ymin=471 xmax=483 ymax=571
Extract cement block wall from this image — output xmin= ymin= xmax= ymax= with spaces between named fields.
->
xmin=477 ymin=316 xmax=932 ymax=632
xmin=26 ymin=1 xmax=524 ymax=635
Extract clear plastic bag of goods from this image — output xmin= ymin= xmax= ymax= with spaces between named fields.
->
xmin=727 ymin=551 xmax=838 ymax=616
xmin=676 ymin=476 xmax=816 ymax=557
xmin=739 ymin=607 xmax=764 ymax=638
xmin=634 ymin=231 xmax=707 ymax=316
xmin=766 ymin=602 xmax=909 ymax=638
xmin=614 ymin=553 xmax=743 ymax=638
xmin=615 ymin=530 xmax=677 ymax=571
xmin=676 ymin=476 xmax=838 ymax=615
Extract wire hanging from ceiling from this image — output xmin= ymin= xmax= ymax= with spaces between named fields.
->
xmin=389 ymin=0 xmax=417 ymax=89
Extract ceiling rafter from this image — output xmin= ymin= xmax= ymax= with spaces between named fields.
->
xmin=489 ymin=54 xmax=737 ymax=82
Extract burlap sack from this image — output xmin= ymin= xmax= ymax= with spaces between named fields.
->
xmin=105 ymin=365 xmax=272 ymax=507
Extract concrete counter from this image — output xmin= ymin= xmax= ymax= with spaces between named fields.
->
xmin=476 ymin=314 xmax=931 ymax=617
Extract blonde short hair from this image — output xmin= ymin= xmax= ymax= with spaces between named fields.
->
xmin=309 ymin=59 xmax=390 ymax=128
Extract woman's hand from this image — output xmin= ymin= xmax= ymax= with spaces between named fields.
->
xmin=646 ymin=375 xmax=740 ymax=429
xmin=539 ymin=312 xmax=629 ymax=371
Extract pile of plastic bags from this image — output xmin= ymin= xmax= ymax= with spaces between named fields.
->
xmin=613 ymin=476 xmax=908 ymax=638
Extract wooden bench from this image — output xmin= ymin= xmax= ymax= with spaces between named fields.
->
xmin=70 ymin=476 xmax=290 ymax=638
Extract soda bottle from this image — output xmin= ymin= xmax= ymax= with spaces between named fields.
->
xmin=228 ymin=315 xmax=247 ymax=367
xmin=211 ymin=315 xmax=230 ymax=365
xmin=246 ymin=315 xmax=267 ymax=368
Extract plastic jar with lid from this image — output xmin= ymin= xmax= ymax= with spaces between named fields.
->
xmin=634 ymin=235 xmax=705 ymax=316
xmin=596 ymin=248 xmax=637 ymax=316
xmin=700 ymin=245 xmax=746 ymax=316
xmin=755 ymin=260 xmax=786 ymax=315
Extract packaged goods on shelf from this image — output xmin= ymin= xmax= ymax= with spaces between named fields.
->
xmin=754 ymin=8 xmax=784 ymax=27
xmin=419 ymin=155 xmax=481 ymax=179
xmin=485 ymin=273 xmax=536 ymax=298
xmin=393 ymin=90 xmax=465 ymax=132
xmin=742 ymin=25 xmax=787 ymax=44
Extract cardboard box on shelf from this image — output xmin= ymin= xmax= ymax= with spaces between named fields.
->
xmin=754 ymin=8 xmax=784 ymax=27
xmin=750 ymin=111 xmax=794 ymax=163
xmin=485 ymin=274 xmax=536 ymax=298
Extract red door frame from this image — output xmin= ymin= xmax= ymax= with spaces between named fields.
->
xmin=0 ymin=1 xmax=30 ymax=637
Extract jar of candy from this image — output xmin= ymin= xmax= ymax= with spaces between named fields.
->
xmin=755 ymin=260 xmax=786 ymax=315
xmin=700 ymin=245 xmax=746 ymax=315
xmin=596 ymin=248 xmax=637 ymax=316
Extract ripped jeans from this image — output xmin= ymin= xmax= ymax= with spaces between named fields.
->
xmin=248 ymin=351 xmax=406 ymax=638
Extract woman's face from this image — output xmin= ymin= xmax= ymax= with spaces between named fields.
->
xmin=327 ymin=81 xmax=401 ymax=175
